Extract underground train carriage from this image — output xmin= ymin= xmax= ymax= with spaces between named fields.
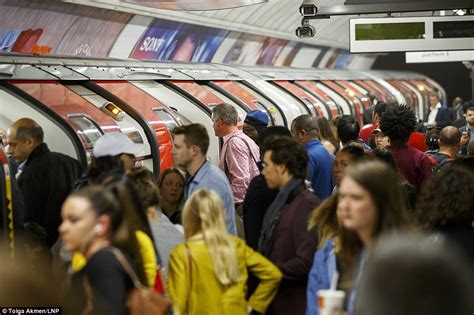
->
xmin=0 ymin=58 xmax=442 ymax=176
xmin=0 ymin=59 xmax=444 ymax=258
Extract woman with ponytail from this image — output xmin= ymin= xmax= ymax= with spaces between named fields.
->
xmin=60 ymin=183 xmax=147 ymax=314
xmin=168 ymin=189 xmax=282 ymax=315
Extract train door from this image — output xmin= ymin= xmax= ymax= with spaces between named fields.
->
xmin=65 ymin=83 xmax=158 ymax=173
xmin=312 ymin=82 xmax=352 ymax=116
xmin=321 ymin=80 xmax=364 ymax=126
xmin=131 ymin=80 xmax=220 ymax=166
xmin=365 ymin=76 xmax=407 ymax=106
xmin=403 ymin=79 xmax=438 ymax=120
xmin=295 ymin=80 xmax=339 ymax=118
xmin=217 ymin=64 xmax=311 ymax=126
xmin=167 ymin=80 xmax=248 ymax=124
xmin=273 ymin=81 xmax=328 ymax=119
xmin=209 ymin=80 xmax=284 ymax=126
xmin=351 ymin=80 xmax=390 ymax=104
xmin=335 ymin=80 xmax=371 ymax=110
xmin=399 ymin=80 xmax=426 ymax=120
xmin=1 ymin=81 xmax=88 ymax=166
xmin=386 ymin=80 xmax=419 ymax=115
xmin=89 ymin=81 xmax=178 ymax=172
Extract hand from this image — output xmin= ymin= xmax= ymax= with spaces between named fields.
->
xmin=248 ymin=305 xmax=252 ymax=314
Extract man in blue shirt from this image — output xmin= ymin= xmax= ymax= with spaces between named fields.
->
xmin=172 ymin=124 xmax=236 ymax=235
xmin=291 ymin=115 xmax=334 ymax=200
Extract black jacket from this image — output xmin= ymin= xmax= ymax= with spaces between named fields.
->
xmin=426 ymin=107 xmax=454 ymax=129
xmin=242 ymin=175 xmax=278 ymax=251
xmin=18 ymin=143 xmax=82 ymax=246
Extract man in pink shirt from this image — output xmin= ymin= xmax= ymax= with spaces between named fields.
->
xmin=212 ymin=104 xmax=260 ymax=217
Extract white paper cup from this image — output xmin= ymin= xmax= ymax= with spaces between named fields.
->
xmin=317 ymin=289 xmax=345 ymax=315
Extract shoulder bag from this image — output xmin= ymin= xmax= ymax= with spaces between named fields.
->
xmin=111 ymin=248 xmax=171 ymax=315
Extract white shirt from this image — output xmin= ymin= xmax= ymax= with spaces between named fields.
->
xmin=427 ymin=103 xmax=442 ymax=125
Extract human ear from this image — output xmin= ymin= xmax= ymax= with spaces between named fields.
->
xmin=96 ymin=215 xmax=111 ymax=236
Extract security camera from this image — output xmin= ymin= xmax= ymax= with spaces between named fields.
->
xmin=296 ymin=19 xmax=316 ymax=38
xmin=300 ymin=0 xmax=319 ymax=17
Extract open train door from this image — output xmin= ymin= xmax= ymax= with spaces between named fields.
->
xmin=0 ymin=145 xmax=14 ymax=259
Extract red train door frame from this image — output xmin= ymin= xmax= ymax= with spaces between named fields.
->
xmin=93 ymin=81 xmax=176 ymax=172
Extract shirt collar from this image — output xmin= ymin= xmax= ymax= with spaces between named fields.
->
xmin=223 ymin=130 xmax=243 ymax=142
xmin=431 ymin=103 xmax=442 ymax=110
xmin=187 ymin=160 xmax=210 ymax=185
xmin=306 ymin=139 xmax=321 ymax=147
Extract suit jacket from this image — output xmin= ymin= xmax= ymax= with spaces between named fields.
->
xmin=268 ymin=188 xmax=320 ymax=315
xmin=426 ymin=107 xmax=454 ymax=129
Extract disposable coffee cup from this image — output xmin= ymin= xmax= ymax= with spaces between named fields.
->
xmin=317 ymin=289 xmax=345 ymax=315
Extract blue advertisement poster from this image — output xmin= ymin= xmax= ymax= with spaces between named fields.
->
xmin=131 ymin=18 xmax=228 ymax=62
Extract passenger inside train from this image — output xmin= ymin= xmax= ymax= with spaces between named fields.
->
xmin=0 ymin=0 xmax=473 ymax=314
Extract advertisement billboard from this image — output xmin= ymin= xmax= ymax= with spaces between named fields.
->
xmin=130 ymin=18 xmax=228 ymax=62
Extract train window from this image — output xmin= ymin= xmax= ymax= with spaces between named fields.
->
xmin=68 ymin=115 xmax=103 ymax=151
xmin=171 ymin=109 xmax=192 ymax=125
xmin=152 ymin=108 xmax=180 ymax=132
xmin=125 ymin=130 xmax=144 ymax=145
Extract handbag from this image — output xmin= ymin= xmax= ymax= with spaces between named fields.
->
xmin=110 ymin=248 xmax=171 ymax=315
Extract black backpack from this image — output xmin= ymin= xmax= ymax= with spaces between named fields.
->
xmin=432 ymin=153 xmax=455 ymax=173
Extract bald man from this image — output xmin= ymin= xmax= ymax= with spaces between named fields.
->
xmin=7 ymin=118 xmax=82 ymax=246
xmin=291 ymin=114 xmax=334 ymax=200
xmin=431 ymin=126 xmax=461 ymax=173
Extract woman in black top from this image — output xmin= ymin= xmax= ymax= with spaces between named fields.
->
xmin=60 ymin=184 xmax=146 ymax=314
xmin=157 ymin=168 xmax=185 ymax=224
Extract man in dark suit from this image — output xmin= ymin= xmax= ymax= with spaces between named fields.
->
xmin=259 ymin=136 xmax=319 ymax=315
xmin=424 ymin=92 xmax=454 ymax=129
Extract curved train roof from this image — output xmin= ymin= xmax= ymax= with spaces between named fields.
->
xmin=0 ymin=55 xmax=432 ymax=82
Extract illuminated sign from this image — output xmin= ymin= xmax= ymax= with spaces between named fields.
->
xmin=350 ymin=16 xmax=474 ymax=53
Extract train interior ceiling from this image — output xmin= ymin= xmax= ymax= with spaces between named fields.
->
xmin=0 ymin=0 xmax=470 ymax=174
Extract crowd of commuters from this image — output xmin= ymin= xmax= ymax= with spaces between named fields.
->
xmin=1 ymin=96 xmax=473 ymax=314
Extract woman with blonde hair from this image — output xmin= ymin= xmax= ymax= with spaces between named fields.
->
xmin=168 ymin=189 xmax=282 ymax=315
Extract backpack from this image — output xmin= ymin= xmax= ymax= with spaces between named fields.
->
xmin=431 ymin=153 xmax=455 ymax=173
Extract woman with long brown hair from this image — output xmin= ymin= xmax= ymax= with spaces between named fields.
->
xmin=157 ymin=168 xmax=185 ymax=224
xmin=337 ymin=160 xmax=411 ymax=313
xmin=306 ymin=193 xmax=363 ymax=315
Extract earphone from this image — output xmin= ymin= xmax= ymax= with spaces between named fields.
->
xmin=94 ymin=223 xmax=103 ymax=234
xmin=79 ymin=223 xmax=104 ymax=253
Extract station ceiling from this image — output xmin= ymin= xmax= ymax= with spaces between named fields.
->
xmin=60 ymin=0 xmax=372 ymax=49
xmin=60 ymin=0 xmax=459 ymax=50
